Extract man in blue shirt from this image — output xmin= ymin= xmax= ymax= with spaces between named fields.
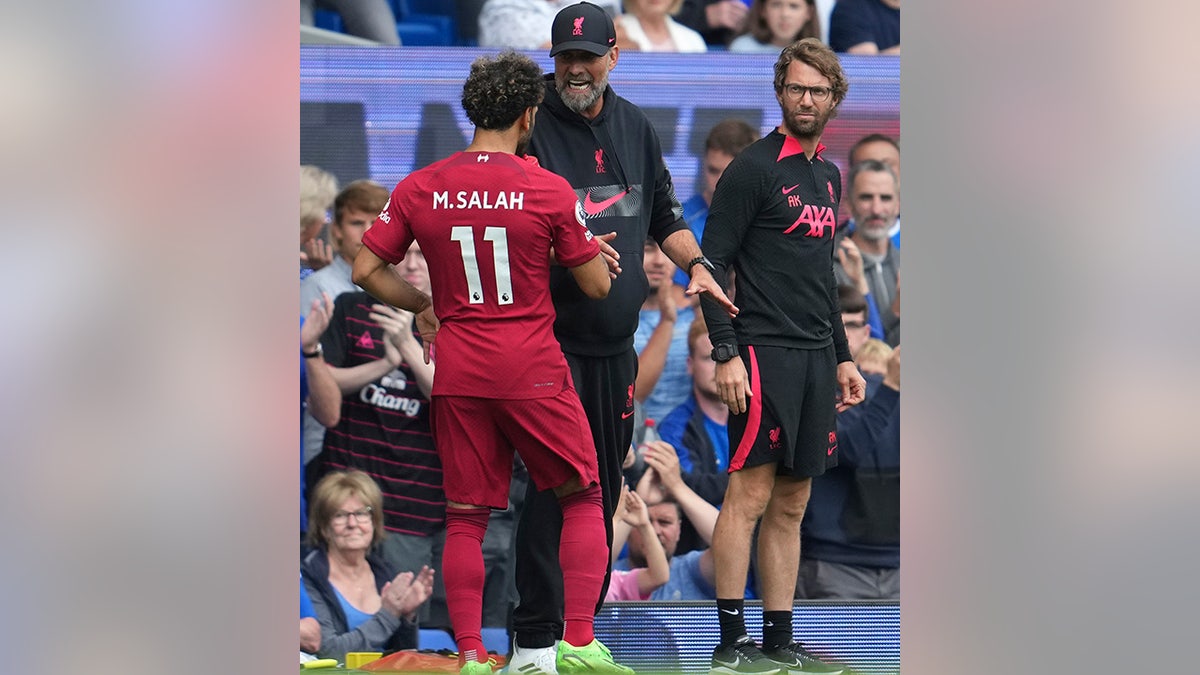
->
xmin=673 ymin=119 xmax=760 ymax=288
xmin=798 ymin=290 xmax=899 ymax=599
xmin=615 ymin=442 xmax=722 ymax=600
xmin=657 ymin=315 xmax=729 ymax=508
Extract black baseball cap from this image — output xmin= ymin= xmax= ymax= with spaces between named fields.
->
xmin=549 ymin=1 xmax=616 ymax=57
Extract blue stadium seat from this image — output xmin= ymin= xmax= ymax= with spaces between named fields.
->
xmin=391 ymin=0 xmax=457 ymax=45
xmin=396 ymin=22 xmax=448 ymax=46
xmin=313 ymin=8 xmax=344 ymax=34
xmin=455 ymin=0 xmax=485 ymax=46
xmin=419 ymin=628 xmax=458 ymax=652
xmin=480 ymin=627 xmax=510 ymax=655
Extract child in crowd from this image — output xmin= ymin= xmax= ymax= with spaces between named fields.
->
xmin=855 ymin=338 xmax=894 ymax=376
xmin=606 ymin=485 xmax=670 ymax=601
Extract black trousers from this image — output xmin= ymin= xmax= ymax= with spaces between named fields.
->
xmin=511 ymin=349 xmax=636 ymax=647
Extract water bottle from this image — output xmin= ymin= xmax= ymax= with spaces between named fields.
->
xmin=639 ymin=419 xmax=660 ymax=462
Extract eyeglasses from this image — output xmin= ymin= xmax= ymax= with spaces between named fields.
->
xmin=782 ymin=84 xmax=832 ymax=102
xmin=332 ymin=507 xmax=373 ymax=525
xmin=843 ymin=321 xmax=868 ymax=329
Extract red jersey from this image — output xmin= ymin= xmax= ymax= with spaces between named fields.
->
xmin=362 ymin=151 xmax=600 ymax=399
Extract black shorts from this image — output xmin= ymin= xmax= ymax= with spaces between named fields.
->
xmin=727 ymin=344 xmax=838 ymax=478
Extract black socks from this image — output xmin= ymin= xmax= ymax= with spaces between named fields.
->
xmin=762 ymin=610 xmax=792 ymax=650
xmin=716 ymin=598 xmax=747 ymax=647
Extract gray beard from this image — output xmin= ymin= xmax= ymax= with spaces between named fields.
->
xmin=560 ymin=82 xmax=605 ymax=115
xmin=856 ymin=225 xmax=890 ymax=242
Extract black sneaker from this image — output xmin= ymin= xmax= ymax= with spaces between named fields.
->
xmin=762 ymin=642 xmax=843 ymax=674
xmin=710 ymin=635 xmax=782 ymax=675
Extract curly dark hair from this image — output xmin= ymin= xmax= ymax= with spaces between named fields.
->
xmin=461 ymin=50 xmax=545 ymax=131
xmin=773 ymin=37 xmax=849 ymax=107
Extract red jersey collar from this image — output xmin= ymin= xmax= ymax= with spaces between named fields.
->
xmin=776 ymin=132 xmax=826 ymax=162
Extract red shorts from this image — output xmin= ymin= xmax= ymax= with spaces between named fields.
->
xmin=431 ymin=383 xmax=599 ymax=509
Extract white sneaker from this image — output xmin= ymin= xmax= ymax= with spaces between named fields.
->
xmin=506 ymin=641 xmax=559 ymax=675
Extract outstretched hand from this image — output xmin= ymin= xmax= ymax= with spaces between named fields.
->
xmin=685 ymin=265 xmax=738 ymax=318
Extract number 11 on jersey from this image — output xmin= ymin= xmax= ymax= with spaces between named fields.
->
xmin=450 ymin=225 xmax=513 ymax=305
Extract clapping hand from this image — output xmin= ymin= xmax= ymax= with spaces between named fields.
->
xmin=706 ymin=0 xmax=749 ymax=32
xmin=619 ymin=486 xmax=651 ymax=528
xmin=370 ymin=303 xmax=415 ymax=367
xmin=836 ymin=238 xmax=869 ymax=295
xmin=655 ymin=277 xmax=677 ymax=323
xmin=641 ymin=441 xmax=683 ymax=495
xmin=301 ymin=292 xmax=335 ymax=353
xmin=301 ymin=238 xmax=333 ymax=271
xmin=380 ymin=565 xmax=436 ymax=621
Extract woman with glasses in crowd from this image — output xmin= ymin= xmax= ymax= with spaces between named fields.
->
xmin=301 ymin=470 xmax=436 ymax=661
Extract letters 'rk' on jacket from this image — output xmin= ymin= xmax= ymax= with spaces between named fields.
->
xmin=699 ymin=130 xmax=852 ymax=364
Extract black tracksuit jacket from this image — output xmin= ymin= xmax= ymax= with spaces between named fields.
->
xmin=527 ymin=74 xmax=689 ymax=357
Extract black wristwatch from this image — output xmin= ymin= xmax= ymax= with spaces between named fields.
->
xmin=687 ymin=255 xmax=716 ymax=277
xmin=302 ymin=343 xmax=323 ymax=359
xmin=711 ymin=343 xmax=739 ymax=363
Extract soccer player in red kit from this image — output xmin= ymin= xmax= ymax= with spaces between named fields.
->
xmin=351 ymin=51 xmax=632 ymax=675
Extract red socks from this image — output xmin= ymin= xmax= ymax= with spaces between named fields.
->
xmin=443 ymin=506 xmax=491 ymax=664
xmin=446 ymin=485 xmax=605 ymax=655
xmin=557 ymin=485 xmax=606 ymax=647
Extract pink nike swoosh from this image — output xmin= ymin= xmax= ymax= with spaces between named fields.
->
xmin=781 ymin=184 xmax=800 ymax=194
xmin=621 ymin=410 xmax=635 ymax=419
xmin=827 ymin=445 xmax=837 ymax=456
xmin=583 ymin=189 xmax=630 ymax=216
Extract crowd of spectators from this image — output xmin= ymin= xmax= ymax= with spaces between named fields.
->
xmin=299 ymin=2 xmax=900 ymax=663
xmin=302 ymin=0 xmax=898 ymax=53
xmin=299 ymin=125 xmax=899 ymax=656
